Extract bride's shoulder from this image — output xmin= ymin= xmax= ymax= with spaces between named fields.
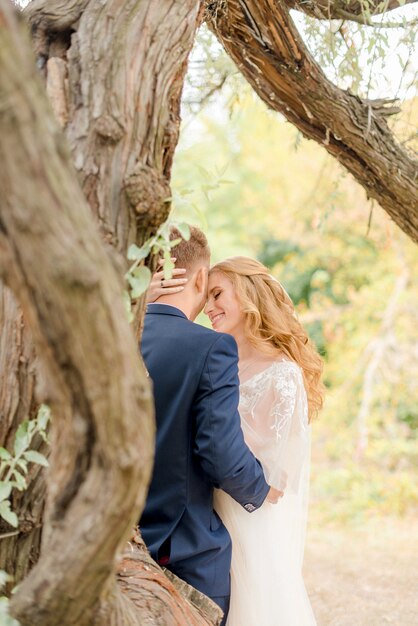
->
xmin=272 ymin=357 xmax=302 ymax=373
xmin=246 ymin=358 xmax=303 ymax=387
xmin=240 ymin=356 xmax=303 ymax=388
xmin=270 ymin=359 xmax=304 ymax=387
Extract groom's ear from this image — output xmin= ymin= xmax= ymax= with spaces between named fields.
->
xmin=195 ymin=266 xmax=208 ymax=295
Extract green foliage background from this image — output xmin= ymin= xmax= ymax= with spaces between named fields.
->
xmin=171 ymin=85 xmax=418 ymax=524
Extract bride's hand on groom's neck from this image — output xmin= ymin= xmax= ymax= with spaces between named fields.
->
xmin=146 ymin=258 xmax=187 ymax=303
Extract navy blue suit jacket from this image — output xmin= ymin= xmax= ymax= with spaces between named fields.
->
xmin=139 ymin=304 xmax=269 ymax=597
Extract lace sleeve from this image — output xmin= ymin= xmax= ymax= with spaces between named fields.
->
xmin=239 ymin=361 xmax=310 ymax=494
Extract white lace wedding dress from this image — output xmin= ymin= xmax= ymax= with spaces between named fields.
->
xmin=214 ymin=359 xmax=316 ymax=626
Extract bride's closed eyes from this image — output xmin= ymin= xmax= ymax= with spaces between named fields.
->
xmin=204 ymin=272 xmax=245 ymax=335
xmin=205 ymin=288 xmax=221 ymax=307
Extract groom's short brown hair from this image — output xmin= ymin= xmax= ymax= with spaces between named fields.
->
xmin=169 ymin=225 xmax=210 ymax=270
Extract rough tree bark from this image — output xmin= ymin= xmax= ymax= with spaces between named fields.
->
xmin=0 ymin=288 xmax=45 ymax=583
xmin=207 ymin=0 xmax=418 ymax=243
xmin=0 ymin=1 xmax=222 ymax=625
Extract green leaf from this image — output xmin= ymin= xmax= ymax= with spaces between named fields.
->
xmin=37 ymin=404 xmax=51 ymax=431
xmin=163 ymin=254 xmax=175 ymax=280
xmin=158 ymin=221 xmax=170 ymax=241
xmin=176 ymin=222 xmax=191 ymax=241
xmin=191 ymin=203 xmax=208 ymax=229
xmin=131 ymin=266 xmax=147 ymax=279
xmin=197 ymin=165 xmax=210 ymax=180
xmin=23 ymin=451 xmax=49 ymax=467
xmin=0 ymin=483 xmax=12 ymax=504
xmin=127 ymin=242 xmax=151 ymax=262
xmin=0 ymin=597 xmax=21 ymax=626
xmin=11 ymin=472 xmax=26 ymax=491
xmin=0 ymin=570 xmax=12 ymax=590
xmin=122 ymin=291 xmax=134 ymax=323
xmin=0 ymin=448 xmax=11 ymax=462
xmin=216 ymin=162 xmax=229 ymax=177
xmin=128 ymin=266 xmax=151 ymax=298
xmin=16 ymin=460 xmax=28 ymax=474
xmin=168 ymin=238 xmax=182 ymax=249
xmin=0 ymin=502 xmax=18 ymax=528
xmin=123 ymin=289 xmax=132 ymax=310
xmin=13 ymin=422 xmax=30 ymax=457
xmin=38 ymin=430 xmax=49 ymax=444
xmin=26 ymin=420 xmax=36 ymax=436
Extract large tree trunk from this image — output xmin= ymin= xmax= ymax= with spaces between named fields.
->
xmin=0 ymin=1 xmax=221 ymax=624
xmin=27 ymin=0 xmax=195 ymax=249
xmin=0 ymin=4 xmax=155 ymax=624
xmin=208 ymin=0 xmax=418 ymax=243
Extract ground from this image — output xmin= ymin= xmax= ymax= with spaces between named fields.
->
xmin=304 ymin=516 xmax=418 ymax=626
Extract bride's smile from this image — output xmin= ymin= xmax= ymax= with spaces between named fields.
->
xmin=205 ymin=271 xmax=245 ymax=336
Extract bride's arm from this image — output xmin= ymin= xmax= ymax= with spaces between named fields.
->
xmin=247 ymin=364 xmax=310 ymax=494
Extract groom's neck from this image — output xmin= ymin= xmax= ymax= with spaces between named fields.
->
xmin=156 ymin=295 xmax=196 ymax=321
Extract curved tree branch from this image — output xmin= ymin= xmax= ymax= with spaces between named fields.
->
xmin=207 ymin=0 xmax=418 ymax=243
xmin=282 ymin=0 xmax=418 ymax=20
xmin=328 ymin=10 xmax=418 ymax=28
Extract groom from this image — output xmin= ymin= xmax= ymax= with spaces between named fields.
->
xmin=139 ymin=226 xmax=276 ymax=623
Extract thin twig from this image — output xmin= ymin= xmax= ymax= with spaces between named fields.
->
xmin=337 ymin=10 xmax=418 ymax=29
xmin=0 ymin=530 xmax=20 ymax=539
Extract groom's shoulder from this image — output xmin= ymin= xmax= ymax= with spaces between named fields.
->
xmin=189 ymin=324 xmax=237 ymax=354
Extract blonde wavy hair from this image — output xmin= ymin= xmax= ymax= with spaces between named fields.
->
xmin=210 ymin=256 xmax=325 ymax=421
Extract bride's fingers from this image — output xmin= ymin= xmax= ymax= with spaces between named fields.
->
xmin=158 ymin=285 xmax=185 ymax=294
xmin=153 ymin=267 xmax=187 ymax=280
xmin=146 ymin=284 xmax=184 ymax=303
xmin=148 ymin=276 xmax=187 ymax=293
xmin=146 ymin=271 xmax=188 ymax=303
xmin=157 ymin=277 xmax=188 ymax=288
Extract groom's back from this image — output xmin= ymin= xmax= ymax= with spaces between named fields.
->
xmin=140 ymin=304 xmax=230 ymax=568
xmin=141 ymin=304 xmax=218 ymax=513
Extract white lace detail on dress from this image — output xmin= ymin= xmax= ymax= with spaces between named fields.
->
xmin=240 ymin=361 xmax=308 ymax=441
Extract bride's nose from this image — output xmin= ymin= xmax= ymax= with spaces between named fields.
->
xmin=204 ymin=298 xmax=212 ymax=315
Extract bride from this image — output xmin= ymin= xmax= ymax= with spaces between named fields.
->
xmin=204 ymin=257 xmax=324 ymax=626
